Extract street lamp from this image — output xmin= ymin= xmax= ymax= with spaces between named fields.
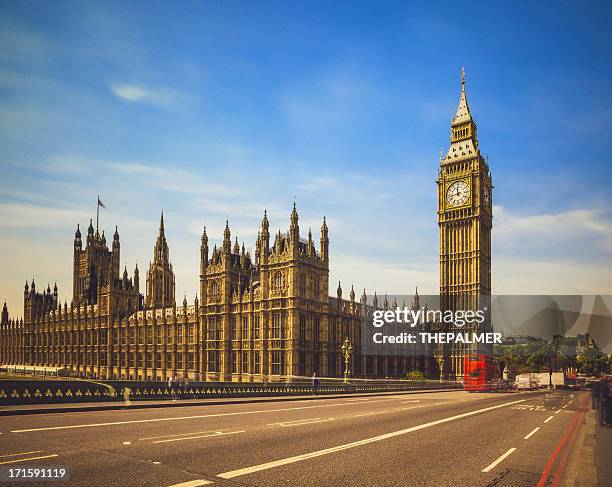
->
xmin=341 ymin=337 xmax=352 ymax=384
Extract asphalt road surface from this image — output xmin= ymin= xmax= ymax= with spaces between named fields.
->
xmin=0 ymin=389 xmax=589 ymax=486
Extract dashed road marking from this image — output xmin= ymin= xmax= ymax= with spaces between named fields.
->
xmin=0 ymin=454 xmax=59 ymax=465
xmin=544 ymin=415 xmax=554 ymax=423
xmin=269 ymin=418 xmax=335 ymax=427
xmin=0 ymin=450 xmax=43 ymax=459
xmin=555 ymin=409 xmax=562 ymax=415
xmin=139 ymin=430 xmax=231 ymax=441
xmin=153 ymin=430 xmax=244 ymax=444
xmin=167 ymin=481 xmax=213 ymax=487
xmin=352 ymin=410 xmax=388 ymax=418
xmin=482 ymin=448 xmax=517 ymax=473
xmin=524 ymin=427 xmax=540 ymax=439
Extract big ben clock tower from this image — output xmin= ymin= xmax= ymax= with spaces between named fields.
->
xmin=438 ymin=68 xmax=493 ymax=379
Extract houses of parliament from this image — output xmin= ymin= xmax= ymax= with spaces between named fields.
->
xmin=0 ymin=71 xmax=492 ymax=381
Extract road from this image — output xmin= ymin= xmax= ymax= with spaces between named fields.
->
xmin=0 ymin=389 xmax=589 ymax=486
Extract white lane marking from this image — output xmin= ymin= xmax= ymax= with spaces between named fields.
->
xmin=352 ymin=410 xmax=388 ymax=418
xmin=562 ymin=405 xmax=568 ymax=409
xmin=524 ymin=427 xmax=540 ymax=439
xmin=217 ymin=399 xmax=526 ymax=479
xmin=140 ymin=430 xmax=231 ymax=441
xmin=434 ymin=402 xmax=450 ymax=406
xmin=268 ymin=417 xmax=321 ymax=425
xmin=401 ymin=400 xmax=421 ymax=403
xmin=153 ymin=430 xmax=244 ymax=444
xmin=11 ymin=400 xmax=385 ymax=433
xmin=167 ymin=481 xmax=213 ymax=487
xmin=350 ymin=405 xmax=420 ymax=418
xmin=123 ymin=441 xmax=131 ymax=445
xmin=0 ymin=450 xmax=43 ymax=459
xmin=0 ymin=454 xmax=59 ymax=465
xmin=482 ymin=448 xmax=517 ymax=473
xmin=270 ymin=418 xmax=335 ymax=427
xmin=544 ymin=415 xmax=554 ymax=423
xmin=555 ymin=409 xmax=562 ymax=415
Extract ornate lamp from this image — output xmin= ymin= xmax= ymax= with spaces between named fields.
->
xmin=341 ymin=337 xmax=352 ymax=384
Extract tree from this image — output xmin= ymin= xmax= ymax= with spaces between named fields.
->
xmin=577 ymin=349 xmax=609 ymax=376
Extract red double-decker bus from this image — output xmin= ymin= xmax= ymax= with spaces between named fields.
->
xmin=463 ymin=354 xmax=503 ymax=392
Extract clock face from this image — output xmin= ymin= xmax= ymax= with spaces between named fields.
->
xmin=483 ymin=186 xmax=490 ymax=205
xmin=446 ymin=180 xmax=470 ymax=207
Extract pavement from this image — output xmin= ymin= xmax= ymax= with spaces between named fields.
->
xmin=0 ymin=389 xmax=594 ymax=486
xmin=595 ymin=420 xmax=612 ymax=486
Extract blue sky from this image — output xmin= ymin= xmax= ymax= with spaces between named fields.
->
xmin=1 ymin=1 xmax=611 ymax=314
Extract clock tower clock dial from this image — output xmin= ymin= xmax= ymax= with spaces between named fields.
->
xmin=437 ymin=68 xmax=493 ymax=380
xmin=446 ymin=180 xmax=470 ymax=207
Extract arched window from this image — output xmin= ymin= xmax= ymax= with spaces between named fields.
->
xmin=210 ymin=281 xmax=219 ymax=295
xmin=313 ymin=276 xmax=320 ymax=299
xmin=273 ymin=271 xmax=283 ymax=290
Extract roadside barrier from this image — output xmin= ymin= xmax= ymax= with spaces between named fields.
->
xmin=0 ymin=378 xmax=460 ymax=405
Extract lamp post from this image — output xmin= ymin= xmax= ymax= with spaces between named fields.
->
xmin=341 ymin=337 xmax=352 ymax=384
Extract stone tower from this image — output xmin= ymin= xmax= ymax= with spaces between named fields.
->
xmin=72 ymin=220 xmax=120 ymax=307
xmin=438 ymin=68 xmax=493 ymax=378
xmin=146 ymin=211 xmax=176 ymax=309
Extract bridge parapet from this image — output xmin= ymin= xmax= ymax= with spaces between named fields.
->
xmin=0 ymin=378 xmax=459 ymax=405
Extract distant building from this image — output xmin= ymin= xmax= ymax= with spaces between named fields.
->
xmin=552 ymin=333 xmax=598 ymax=356
xmin=501 ymin=335 xmax=548 ymax=347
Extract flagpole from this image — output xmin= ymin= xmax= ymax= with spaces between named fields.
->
xmin=96 ymin=194 xmax=100 ymax=235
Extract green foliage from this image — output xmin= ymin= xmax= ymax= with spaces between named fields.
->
xmin=494 ymin=341 xmax=610 ymax=377
xmin=494 ymin=342 xmax=567 ymax=374
xmin=576 ymin=349 xmax=610 ymax=376
xmin=405 ymin=371 xmax=426 ymax=381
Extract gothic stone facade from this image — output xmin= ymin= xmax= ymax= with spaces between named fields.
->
xmin=0 ymin=205 xmax=436 ymax=382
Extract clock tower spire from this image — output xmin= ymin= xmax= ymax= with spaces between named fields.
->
xmin=437 ymin=68 xmax=493 ymax=379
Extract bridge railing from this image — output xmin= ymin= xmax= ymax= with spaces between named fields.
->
xmin=0 ymin=378 xmax=460 ymax=405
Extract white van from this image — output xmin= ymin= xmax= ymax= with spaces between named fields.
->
xmin=516 ymin=376 xmax=538 ymax=390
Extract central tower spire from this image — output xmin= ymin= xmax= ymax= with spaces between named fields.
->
xmin=146 ymin=211 xmax=175 ymax=309
xmin=445 ymin=68 xmax=479 ymax=161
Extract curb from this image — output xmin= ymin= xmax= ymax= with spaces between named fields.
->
xmin=0 ymin=387 xmax=461 ymax=416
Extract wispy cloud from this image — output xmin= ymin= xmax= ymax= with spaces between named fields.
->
xmin=493 ymin=257 xmax=612 ymax=295
xmin=494 ymin=205 xmax=612 ymax=252
xmin=109 ymin=82 xmax=177 ymax=108
xmin=108 ymin=161 xmax=240 ymax=197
